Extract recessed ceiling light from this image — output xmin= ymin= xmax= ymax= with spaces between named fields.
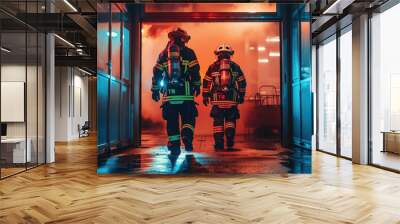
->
xmin=54 ymin=34 xmax=75 ymax=48
xmin=269 ymin=52 xmax=280 ymax=57
xmin=258 ymin=58 xmax=269 ymax=63
xmin=1 ymin=47 xmax=11 ymax=53
xmin=63 ymin=0 xmax=78 ymax=12
xmin=257 ymin=46 xmax=266 ymax=51
xmin=322 ymin=0 xmax=346 ymax=15
xmin=266 ymin=37 xmax=280 ymax=43
xmin=78 ymin=67 xmax=93 ymax=76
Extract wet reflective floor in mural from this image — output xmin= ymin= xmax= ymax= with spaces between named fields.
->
xmin=98 ymin=133 xmax=311 ymax=174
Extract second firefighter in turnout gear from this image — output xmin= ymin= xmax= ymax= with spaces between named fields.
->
xmin=202 ymin=44 xmax=247 ymax=150
xmin=151 ymin=28 xmax=201 ymax=154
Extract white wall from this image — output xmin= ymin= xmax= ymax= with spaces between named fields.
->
xmin=72 ymin=72 xmax=89 ymax=138
xmin=1 ymin=63 xmax=46 ymax=163
xmin=1 ymin=65 xmax=26 ymax=137
xmin=1 ymin=64 xmax=40 ymax=137
xmin=55 ymin=67 xmax=69 ymax=141
xmin=1 ymin=65 xmax=27 ymax=140
xmin=55 ymin=67 xmax=89 ymax=141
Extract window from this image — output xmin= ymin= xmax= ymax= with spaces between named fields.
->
xmin=97 ymin=3 xmax=134 ymax=156
xmin=316 ymin=26 xmax=353 ymax=159
xmin=371 ymin=3 xmax=400 ymax=171
xmin=317 ymin=37 xmax=337 ymax=154
xmin=0 ymin=2 xmax=46 ymax=179
xmin=339 ymin=29 xmax=352 ymax=158
xmin=111 ymin=5 xmax=122 ymax=79
xmin=97 ymin=3 xmax=110 ymax=74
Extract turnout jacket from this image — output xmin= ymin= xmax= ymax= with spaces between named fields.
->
xmin=151 ymin=45 xmax=201 ymax=103
xmin=202 ymin=60 xmax=247 ymax=108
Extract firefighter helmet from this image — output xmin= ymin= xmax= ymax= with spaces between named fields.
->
xmin=168 ymin=28 xmax=191 ymax=43
xmin=214 ymin=44 xmax=234 ymax=55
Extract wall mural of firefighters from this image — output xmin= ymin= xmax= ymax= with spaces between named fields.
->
xmin=97 ymin=3 xmax=312 ymax=174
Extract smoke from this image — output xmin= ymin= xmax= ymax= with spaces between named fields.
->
xmin=142 ymin=22 xmax=281 ymax=135
xmin=144 ymin=24 xmax=177 ymax=38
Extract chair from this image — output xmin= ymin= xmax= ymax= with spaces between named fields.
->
xmin=78 ymin=121 xmax=90 ymax=138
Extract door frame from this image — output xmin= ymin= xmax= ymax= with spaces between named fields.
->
xmin=133 ymin=8 xmax=285 ymax=146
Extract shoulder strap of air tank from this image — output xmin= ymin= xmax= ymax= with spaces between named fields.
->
xmin=184 ymin=80 xmax=190 ymax=96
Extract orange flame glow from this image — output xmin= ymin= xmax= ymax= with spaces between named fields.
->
xmin=142 ymin=22 xmax=281 ymax=135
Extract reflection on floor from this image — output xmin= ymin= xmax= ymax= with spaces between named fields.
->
xmin=373 ymin=151 xmax=400 ymax=171
xmin=0 ymin=167 xmax=25 ymax=178
xmin=98 ymin=133 xmax=311 ymax=174
xmin=0 ymin=162 xmax=40 ymax=178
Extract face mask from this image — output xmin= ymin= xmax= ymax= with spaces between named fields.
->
xmin=218 ymin=52 xmax=231 ymax=60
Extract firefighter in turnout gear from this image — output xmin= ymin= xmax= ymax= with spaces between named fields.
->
xmin=202 ymin=44 xmax=247 ymax=150
xmin=151 ymin=28 xmax=201 ymax=154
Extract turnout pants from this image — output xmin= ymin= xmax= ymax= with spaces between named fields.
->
xmin=210 ymin=106 xmax=240 ymax=148
xmin=162 ymin=101 xmax=198 ymax=151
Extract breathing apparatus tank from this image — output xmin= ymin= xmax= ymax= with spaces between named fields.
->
xmin=166 ymin=42 xmax=183 ymax=87
xmin=219 ymin=59 xmax=232 ymax=92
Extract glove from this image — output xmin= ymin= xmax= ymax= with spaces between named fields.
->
xmin=238 ymin=96 xmax=244 ymax=104
xmin=203 ymin=96 xmax=209 ymax=106
xmin=193 ymin=86 xmax=201 ymax=97
xmin=152 ymin=91 xmax=160 ymax=102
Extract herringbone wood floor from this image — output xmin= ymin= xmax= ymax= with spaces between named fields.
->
xmin=1 ymin=136 xmax=400 ymax=224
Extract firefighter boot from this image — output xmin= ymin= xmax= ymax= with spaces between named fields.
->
xmin=181 ymin=123 xmax=194 ymax=152
xmin=167 ymin=136 xmax=181 ymax=155
xmin=168 ymin=143 xmax=181 ymax=155
xmin=214 ymin=134 xmax=224 ymax=151
xmin=226 ymin=137 xmax=234 ymax=149
xmin=214 ymin=143 xmax=224 ymax=151
xmin=182 ymin=136 xmax=193 ymax=152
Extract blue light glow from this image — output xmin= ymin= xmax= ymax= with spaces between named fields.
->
xmin=160 ymin=80 xmax=165 ymax=87
xmin=106 ymin=32 xmax=118 ymax=38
